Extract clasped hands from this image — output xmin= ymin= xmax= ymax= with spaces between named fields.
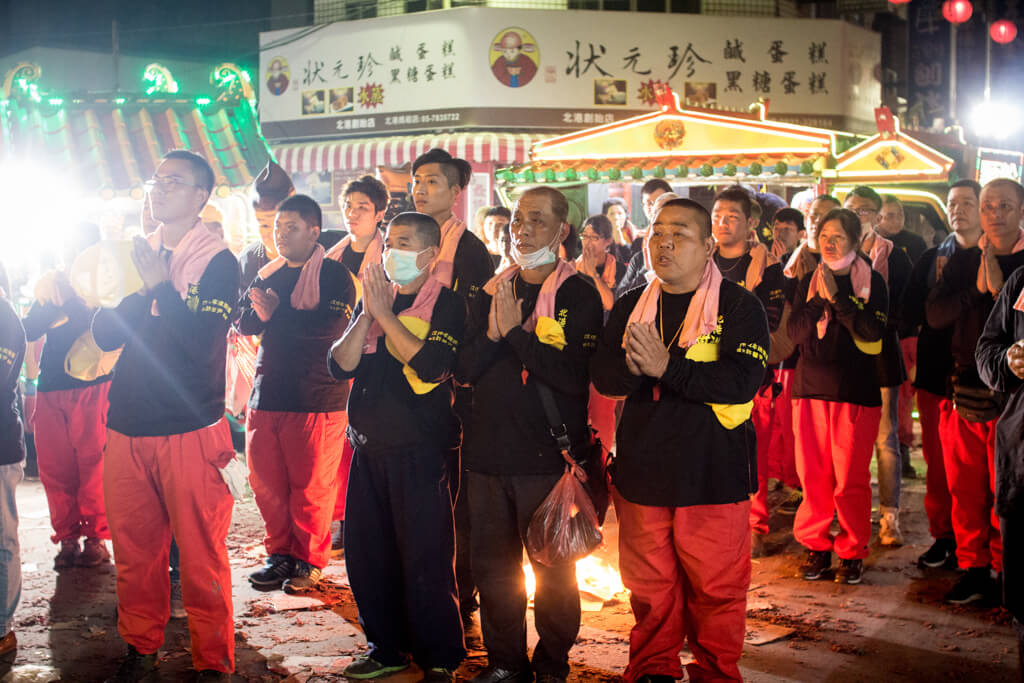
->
xmin=486 ymin=280 xmax=524 ymax=341
xmin=624 ymin=322 xmax=670 ymax=378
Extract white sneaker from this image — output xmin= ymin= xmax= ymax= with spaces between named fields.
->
xmin=879 ymin=507 xmax=904 ymax=547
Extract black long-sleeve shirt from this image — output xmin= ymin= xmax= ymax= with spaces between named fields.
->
xmin=236 ymin=259 xmax=355 ymax=412
xmin=591 ymin=280 xmax=769 ymax=507
xmin=889 ymin=229 xmax=929 ymax=265
xmin=875 ymin=246 xmax=912 ymax=387
xmin=788 ymin=269 xmax=888 ymax=407
xmin=329 ymin=288 xmax=465 ymax=452
xmin=23 ymin=295 xmax=111 ymax=392
xmin=0 ymin=300 xmax=25 ymax=466
xmin=902 ymin=237 xmax=960 ymax=397
xmin=448 ymin=230 xmax=495 ymax=305
xmin=976 ymin=265 xmax=1024 ymax=519
xmin=926 ymin=247 xmax=1024 ymax=390
xmin=93 ymin=250 xmax=240 ymax=437
xmin=457 ymin=273 xmax=603 ymax=476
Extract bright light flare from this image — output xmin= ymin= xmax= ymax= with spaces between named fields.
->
xmin=972 ymin=101 xmax=1022 ymax=141
xmin=0 ymin=161 xmax=85 ymax=277
xmin=522 ymin=556 xmax=627 ymax=605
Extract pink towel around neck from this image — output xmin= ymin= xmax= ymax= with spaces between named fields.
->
xmin=147 ymin=220 xmax=228 ymax=315
xmin=573 ymin=252 xmax=617 ymax=289
xmin=862 ymin=231 xmax=893 ymax=285
xmin=484 ymin=259 xmax=577 ymax=334
xmin=363 ymin=275 xmax=444 ymax=354
xmin=807 ymin=251 xmax=871 ymax=339
xmin=326 ymin=231 xmax=383 ymax=277
xmin=623 ymin=259 xmax=723 ymax=350
xmin=257 ymin=243 xmax=326 ymax=311
xmin=431 ymin=216 xmax=467 ymax=288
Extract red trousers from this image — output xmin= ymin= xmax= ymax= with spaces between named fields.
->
xmin=749 ymin=383 xmax=775 ymax=535
xmin=615 ymin=490 xmax=750 ymax=683
xmin=897 ymin=337 xmax=917 ymax=447
xmin=588 ymin=384 xmax=619 ymax=453
xmin=917 ymin=390 xmax=954 ymax=540
xmin=246 ymin=409 xmax=346 ymax=569
xmin=793 ymin=399 xmax=881 ymax=560
xmin=938 ymin=409 xmax=1002 ymax=571
xmin=332 ymin=433 xmax=354 ymax=522
xmin=34 ymin=383 xmax=110 ymax=542
xmin=749 ymin=369 xmax=799 ymax=534
xmin=104 ymin=421 xmax=235 ymax=673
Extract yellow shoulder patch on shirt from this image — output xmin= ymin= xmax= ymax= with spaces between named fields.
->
xmin=386 ymin=314 xmax=441 ymax=394
xmin=535 ymin=315 xmax=567 ymax=350
xmin=709 ymin=401 xmax=754 ymax=429
xmin=683 ymin=321 xmax=754 ymax=429
xmin=853 ymin=337 xmax=883 ymax=355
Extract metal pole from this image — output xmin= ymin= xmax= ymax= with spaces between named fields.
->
xmin=112 ymin=19 xmax=120 ymax=92
xmin=984 ymin=21 xmax=992 ymax=99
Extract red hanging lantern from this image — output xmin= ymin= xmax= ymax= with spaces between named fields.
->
xmin=991 ymin=19 xmax=1018 ymax=44
xmin=942 ymin=0 xmax=973 ymax=24
xmin=888 ymin=0 xmax=911 ymax=4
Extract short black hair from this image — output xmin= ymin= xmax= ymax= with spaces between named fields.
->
xmin=773 ymin=208 xmax=805 ymax=232
xmin=163 ymin=149 xmax=214 ymax=194
xmin=390 ymin=211 xmax=441 ymax=247
xmin=950 ymin=179 xmax=982 ymax=199
xmin=522 ymin=187 xmax=569 ymax=224
xmin=821 ymin=207 xmax=862 ymax=245
xmin=582 ymin=214 xmax=614 ymax=240
xmin=848 ymin=185 xmax=883 ymax=210
xmin=412 ymin=148 xmax=472 ymax=189
xmin=601 ymin=197 xmax=627 ymax=216
xmin=343 ymin=175 xmax=390 ymax=212
xmin=485 ymin=206 xmax=512 ymax=220
xmin=714 ymin=186 xmax=754 ymax=218
xmin=657 ymin=197 xmax=712 ymax=239
xmin=813 ymin=194 xmax=841 ymax=208
xmin=881 ymin=195 xmax=903 ymax=209
xmin=983 ymin=178 xmax=1024 ymax=204
xmin=641 ymin=178 xmax=672 ymax=197
xmin=277 ymin=194 xmax=322 ymax=229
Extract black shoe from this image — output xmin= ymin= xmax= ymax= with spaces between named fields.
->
xmin=777 ymin=489 xmax=802 ymax=516
xmin=331 ymin=520 xmax=344 ymax=557
xmin=105 ymin=645 xmax=158 ymax=682
xmin=918 ymin=538 xmax=956 ymax=569
xmin=468 ymin=665 xmax=533 ymax=683
xmin=196 ymin=670 xmax=230 ymax=682
xmin=248 ymin=554 xmax=295 ymax=590
xmin=420 ymin=668 xmax=455 ymax=683
xmin=798 ymin=550 xmax=831 ymax=580
xmin=945 ymin=567 xmax=994 ymax=605
xmin=636 ymin=677 xmax=676 ymax=683
xmin=834 ymin=559 xmax=863 ymax=585
xmin=282 ymin=560 xmax=322 ymax=594
xmin=535 ymin=675 xmax=566 ymax=683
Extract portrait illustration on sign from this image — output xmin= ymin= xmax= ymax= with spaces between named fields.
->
xmin=330 ymin=87 xmax=354 ymax=113
xmin=302 ymin=89 xmax=325 ymax=115
xmin=594 ymin=79 xmax=627 ymax=105
xmin=490 ymin=28 xmax=539 ymax=88
xmin=266 ymin=57 xmax=290 ymax=96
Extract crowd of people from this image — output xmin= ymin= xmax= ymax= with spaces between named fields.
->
xmin=0 ymin=145 xmax=1020 ymax=683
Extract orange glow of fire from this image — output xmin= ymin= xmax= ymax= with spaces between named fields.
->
xmin=522 ymin=555 xmax=626 ymax=604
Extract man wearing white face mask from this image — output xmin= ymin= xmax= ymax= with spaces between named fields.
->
xmin=330 ymin=212 xmax=466 ymax=683
xmin=456 ymin=187 xmax=603 ymax=683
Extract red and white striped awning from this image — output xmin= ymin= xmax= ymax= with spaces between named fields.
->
xmin=272 ymin=132 xmax=548 ymax=175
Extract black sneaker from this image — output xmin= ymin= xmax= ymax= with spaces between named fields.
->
xmin=420 ymin=668 xmax=455 ymax=683
xmin=917 ymin=538 xmax=956 ymax=569
xmin=777 ymin=489 xmax=802 ymax=516
xmin=248 ymin=554 xmax=296 ymax=590
xmin=195 ymin=670 xmax=230 ymax=682
xmin=342 ymin=655 xmax=409 ymax=679
xmin=282 ymin=560 xmax=322 ymax=594
xmin=944 ymin=567 xmax=993 ymax=605
xmin=637 ymin=676 xmax=677 ymax=683
xmin=798 ymin=550 xmax=831 ymax=580
xmin=834 ymin=559 xmax=864 ymax=585
xmin=104 ymin=645 xmax=158 ymax=682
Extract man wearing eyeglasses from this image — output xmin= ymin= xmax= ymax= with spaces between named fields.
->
xmin=927 ymin=178 xmax=1024 ymax=606
xmin=93 ymin=150 xmax=240 ymax=682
